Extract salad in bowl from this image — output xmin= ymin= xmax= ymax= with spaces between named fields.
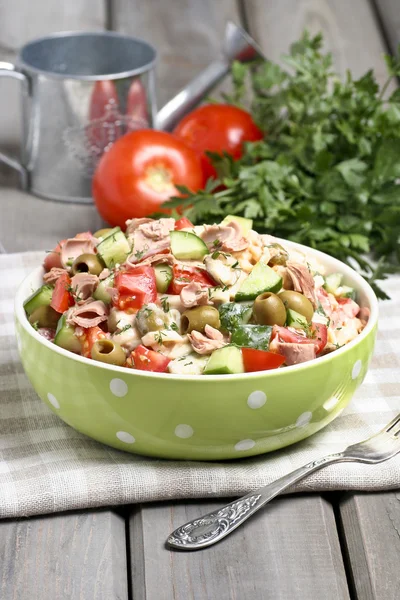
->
xmin=16 ymin=216 xmax=377 ymax=460
xmin=24 ymin=216 xmax=369 ymax=376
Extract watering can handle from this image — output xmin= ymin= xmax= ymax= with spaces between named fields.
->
xmin=0 ymin=62 xmax=29 ymax=189
xmin=155 ymin=59 xmax=229 ymax=131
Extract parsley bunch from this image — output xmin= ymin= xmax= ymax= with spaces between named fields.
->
xmin=164 ymin=32 xmax=400 ymax=298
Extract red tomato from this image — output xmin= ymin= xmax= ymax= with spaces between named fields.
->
xmin=50 ymin=273 xmax=73 ymax=313
xmin=312 ymin=323 xmax=328 ymax=354
xmin=79 ymin=326 xmax=107 ymax=358
xmin=174 ymin=217 xmax=194 ymax=230
xmin=173 ymin=104 xmax=263 ymax=180
xmin=114 ymin=266 xmax=157 ymax=310
xmin=92 ymin=129 xmax=204 ymax=227
xmin=168 ymin=265 xmax=215 ymax=295
xmin=43 ymin=239 xmax=66 ymax=271
xmin=242 ymin=348 xmax=285 ymax=373
xmin=131 ymin=345 xmax=170 ymax=373
xmin=273 ymin=324 xmax=328 ymax=354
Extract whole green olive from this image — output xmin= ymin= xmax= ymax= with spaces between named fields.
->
xmin=93 ymin=228 xmax=114 ymax=239
xmin=279 ymin=290 xmax=314 ymax=323
xmin=253 ymin=292 xmax=286 ymax=326
xmin=181 ymin=306 xmax=221 ymax=334
xmin=91 ymin=339 xmax=126 ymax=366
xmin=29 ymin=305 xmax=60 ymax=329
xmin=72 ymin=253 xmax=104 ymax=276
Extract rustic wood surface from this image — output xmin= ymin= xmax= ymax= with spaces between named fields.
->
xmin=129 ymin=496 xmax=350 ymax=600
xmin=339 ymin=491 xmax=400 ymax=600
xmin=111 ymin=0 xmax=242 ymax=108
xmin=0 ymin=188 xmax=104 ymax=253
xmin=244 ymin=0 xmax=393 ymax=88
xmin=0 ymin=0 xmax=399 ymax=598
xmin=374 ymin=0 xmax=400 ymax=54
xmin=0 ymin=510 xmax=129 ymax=599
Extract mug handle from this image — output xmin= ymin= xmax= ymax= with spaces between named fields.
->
xmin=0 ymin=62 xmax=29 ymax=189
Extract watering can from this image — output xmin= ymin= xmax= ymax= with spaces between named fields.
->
xmin=0 ymin=22 xmax=264 ymax=203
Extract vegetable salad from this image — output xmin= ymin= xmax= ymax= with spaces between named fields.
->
xmin=25 ymin=217 xmax=369 ymax=375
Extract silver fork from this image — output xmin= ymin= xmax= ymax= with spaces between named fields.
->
xmin=167 ymin=413 xmax=400 ymax=550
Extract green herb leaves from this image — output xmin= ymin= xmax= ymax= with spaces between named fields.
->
xmin=163 ymin=32 xmax=400 ymax=298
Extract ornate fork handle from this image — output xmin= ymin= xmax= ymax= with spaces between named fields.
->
xmin=167 ymin=452 xmax=346 ymax=550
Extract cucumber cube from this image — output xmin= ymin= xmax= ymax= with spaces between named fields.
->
xmin=235 ymin=261 xmax=282 ymax=301
xmin=204 ymin=345 xmax=244 ymax=375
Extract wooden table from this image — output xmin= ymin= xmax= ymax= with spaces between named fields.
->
xmin=0 ymin=1 xmax=399 ymax=598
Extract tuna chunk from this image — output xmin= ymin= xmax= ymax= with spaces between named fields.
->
xmin=180 ymin=282 xmax=210 ymax=308
xmin=61 ymin=237 xmax=97 ymax=269
xmin=188 ymin=325 xmax=229 ymax=355
xmin=286 ymin=262 xmax=318 ymax=308
xmin=43 ymin=267 xmax=66 ymax=285
xmin=201 ymin=221 xmax=249 ymax=253
xmin=275 ymin=342 xmax=316 ymax=366
xmin=66 ymin=300 xmax=108 ymax=328
xmin=125 ymin=218 xmax=154 ymax=236
xmin=127 ymin=218 xmax=175 ymax=263
xmin=70 ymin=273 xmax=99 ymax=303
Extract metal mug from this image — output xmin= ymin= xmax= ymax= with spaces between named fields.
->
xmin=0 ymin=31 xmax=157 ymax=203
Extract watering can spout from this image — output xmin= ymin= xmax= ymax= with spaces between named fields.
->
xmin=155 ymin=22 xmax=264 ymax=131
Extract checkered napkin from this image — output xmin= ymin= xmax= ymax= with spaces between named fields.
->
xmin=0 ymin=252 xmax=399 ymax=519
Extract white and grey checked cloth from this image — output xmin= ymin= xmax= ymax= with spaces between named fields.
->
xmin=0 ymin=252 xmax=399 ymax=519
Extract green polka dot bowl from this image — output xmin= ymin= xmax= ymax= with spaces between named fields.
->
xmin=15 ymin=241 xmax=378 ymax=461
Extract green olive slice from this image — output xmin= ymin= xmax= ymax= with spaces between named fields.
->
xmin=71 ymin=253 xmax=104 ymax=276
xmin=91 ymin=339 xmax=126 ymax=366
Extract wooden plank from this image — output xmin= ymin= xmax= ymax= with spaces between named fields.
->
xmin=243 ymin=0 xmax=393 ymax=87
xmin=0 ymin=0 xmax=106 ymax=183
xmin=111 ymin=0 xmax=242 ymax=108
xmin=0 ymin=509 xmax=129 ymax=600
xmin=339 ymin=492 xmax=400 ymax=600
xmin=129 ymin=496 xmax=350 ymax=600
xmin=0 ymin=188 xmax=104 ymax=252
xmin=373 ymin=0 xmax=400 ymax=54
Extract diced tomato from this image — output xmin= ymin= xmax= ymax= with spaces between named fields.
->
xmin=43 ymin=239 xmax=66 ymax=271
xmin=272 ymin=324 xmax=327 ymax=355
xmin=242 ymin=348 xmax=285 ymax=372
xmin=79 ymin=326 xmax=107 ymax=358
xmin=168 ymin=265 xmax=215 ymax=295
xmin=337 ymin=297 xmax=359 ymax=318
xmin=174 ymin=217 xmax=194 ymax=230
xmin=50 ymin=273 xmax=73 ymax=313
xmin=131 ymin=345 xmax=170 ymax=373
xmin=316 ymin=287 xmax=333 ymax=316
xmin=311 ymin=323 xmax=328 ymax=354
xmin=272 ymin=326 xmax=312 ymax=345
xmin=114 ymin=266 xmax=157 ymax=310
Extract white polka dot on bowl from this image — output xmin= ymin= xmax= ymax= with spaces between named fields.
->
xmin=352 ymin=360 xmax=362 ymax=380
xmin=323 ymin=396 xmax=340 ymax=411
xmin=235 ymin=439 xmax=256 ymax=451
xmin=116 ymin=431 xmax=135 ymax=444
xmin=47 ymin=393 xmax=60 ymax=409
xmin=110 ymin=378 xmax=128 ymax=397
xmin=247 ymin=390 xmax=267 ymax=409
xmin=296 ymin=411 xmax=312 ymax=428
xmin=174 ymin=424 xmax=194 ymax=439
